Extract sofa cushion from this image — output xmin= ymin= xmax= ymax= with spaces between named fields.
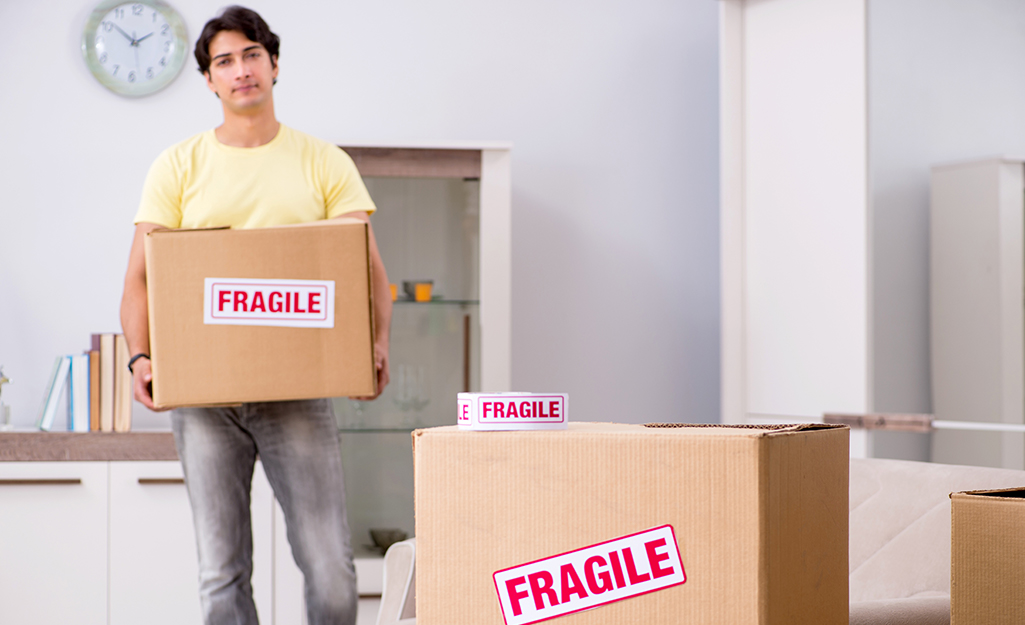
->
xmin=849 ymin=594 xmax=950 ymax=625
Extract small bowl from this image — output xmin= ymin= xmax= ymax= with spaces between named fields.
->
xmin=369 ymin=528 xmax=408 ymax=553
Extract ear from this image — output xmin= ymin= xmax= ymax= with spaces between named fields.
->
xmin=204 ymin=70 xmax=220 ymax=98
xmin=271 ymin=56 xmax=279 ymax=79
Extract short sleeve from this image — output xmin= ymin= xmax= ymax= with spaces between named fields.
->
xmin=134 ymin=148 xmax=184 ymax=228
xmin=322 ymin=147 xmax=376 ymax=219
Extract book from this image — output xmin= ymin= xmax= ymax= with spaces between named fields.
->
xmin=98 ymin=333 xmax=115 ymax=432
xmin=68 ymin=354 xmax=90 ymax=433
xmin=113 ymin=334 xmax=132 ymax=432
xmin=88 ymin=350 xmax=100 ymax=431
xmin=37 ymin=356 xmax=71 ymax=431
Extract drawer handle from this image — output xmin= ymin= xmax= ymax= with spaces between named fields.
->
xmin=138 ymin=478 xmax=185 ymax=485
xmin=0 ymin=478 xmax=82 ymax=485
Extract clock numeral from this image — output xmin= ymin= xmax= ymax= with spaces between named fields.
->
xmin=99 ymin=53 xmax=107 ymax=64
xmin=159 ymin=56 xmax=166 ymax=67
xmin=114 ymin=7 xmax=124 ymax=19
xmin=164 ymin=41 xmax=172 ymax=52
xmin=153 ymin=10 xmax=158 ymax=22
xmin=146 ymin=67 xmax=154 ymax=79
xmin=161 ymin=23 xmax=170 ymax=36
xmin=132 ymin=4 xmax=144 ymax=16
xmin=128 ymin=71 xmax=136 ymax=82
xmin=112 ymin=64 xmax=119 ymax=76
xmin=101 ymin=21 xmax=113 ymax=32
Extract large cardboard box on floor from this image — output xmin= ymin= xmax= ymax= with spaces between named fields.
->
xmin=413 ymin=422 xmax=849 ymax=625
xmin=145 ymin=220 xmax=375 ymax=408
xmin=951 ymin=488 xmax=1025 ymax=624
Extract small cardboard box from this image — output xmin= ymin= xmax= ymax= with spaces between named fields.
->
xmin=145 ymin=220 xmax=375 ymax=408
xmin=413 ymin=422 xmax=849 ymax=625
xmin=951 ymin=488 xmax=1025 ymax=624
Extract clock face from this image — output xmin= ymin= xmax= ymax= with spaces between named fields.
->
xmin=82 ymin=1 xmax=188 ymax=97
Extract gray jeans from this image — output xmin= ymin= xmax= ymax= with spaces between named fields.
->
xmin=172 ymin=399 xmax=356 ymax=625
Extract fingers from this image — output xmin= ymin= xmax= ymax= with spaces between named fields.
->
xmin=132 ymin=368 xmax=167 ymax=411
xmin=134 ymin=377 xmax=155 ymax=410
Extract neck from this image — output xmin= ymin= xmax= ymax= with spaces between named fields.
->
xmin=214 ymin=103 xmax=280 ymax=147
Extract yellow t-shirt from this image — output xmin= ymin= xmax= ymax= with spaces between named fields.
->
xmin=134 ymin=124 xmax=375 ymax=229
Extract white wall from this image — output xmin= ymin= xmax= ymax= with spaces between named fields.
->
xmin=868 ymin=0 xmax=1025 ymax=458
xmin=0 ymin=0 xmax=719 ymax=428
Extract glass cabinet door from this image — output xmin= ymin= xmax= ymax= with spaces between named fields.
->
xmin=336 ymin=168 xmax=484 ymax=553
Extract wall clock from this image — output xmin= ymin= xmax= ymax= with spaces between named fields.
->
xmin=82 ymin=0 xmax=188 ymax=97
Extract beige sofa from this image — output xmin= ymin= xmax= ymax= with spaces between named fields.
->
xmin=376 ymin=458 xmax=1025 ymax=625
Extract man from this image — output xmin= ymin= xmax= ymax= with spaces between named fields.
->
xmin=119 ymin=6 xmax=391 ymax=624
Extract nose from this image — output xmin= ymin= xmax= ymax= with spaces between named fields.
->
xmin=233 ymin=57 xmax=250 ymax=80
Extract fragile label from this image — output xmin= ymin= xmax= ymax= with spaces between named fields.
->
xmin=493 ymin=525 xmax=685 ymax=625
xmin=203 ymin=278 xmax=335 ymax=328
xmin=457 ymin=393 xmax=568 ymax=431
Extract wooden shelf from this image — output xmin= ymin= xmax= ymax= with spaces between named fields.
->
xmin=0 ymin=431 xmax=177 ymax=462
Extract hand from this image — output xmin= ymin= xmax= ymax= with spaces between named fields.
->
xmin=135 ymin=32 xmax=154 ymax=44
xmin=131 ymin=358 xmax=169 ymax=412
xmin=112 ymin=23 xmax=135 ymax=44
xmin=350 ymin=342 xmax=390 ymax=401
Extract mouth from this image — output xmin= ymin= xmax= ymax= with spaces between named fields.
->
xmin=233 ymin=83 xmax=257 ymax=94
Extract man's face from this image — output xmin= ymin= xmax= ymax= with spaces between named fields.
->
xmin=204 ymin=30 xmax=278 ymax=112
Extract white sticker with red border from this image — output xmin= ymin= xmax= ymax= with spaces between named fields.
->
xmin=457 ymin=392 xmax=568 ymax=431
xmin=493 ymin=525 xmax=685 ymax=625
xmin=203 ymin=278 xmax=335 ymax=328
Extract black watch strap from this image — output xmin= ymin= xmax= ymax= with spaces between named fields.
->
xmin=127 ymin=353 xmax=150 ymax=373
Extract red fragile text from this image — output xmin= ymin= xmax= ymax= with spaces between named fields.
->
xmin=217 ymin=290 xmax=322 ymax=315
xmin=481 ymin=400 xmax=560 ymax=421
xmin=493 ymin=525 xmax=685 ymax=625
xmin=204 ymin=278 xmax=335 ymax=328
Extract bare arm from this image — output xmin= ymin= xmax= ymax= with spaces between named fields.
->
xmin=335 ymin=212 xmax=392 ymax=399
xmin=120 ymin=222 xmax=166 ymax=411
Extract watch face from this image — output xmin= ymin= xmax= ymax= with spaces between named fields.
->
xmin=82 ymin=0 xmax=188 ymax=97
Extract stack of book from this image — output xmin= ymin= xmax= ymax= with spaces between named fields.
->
xmin=37 ymin=333 xmax=133 ymax=432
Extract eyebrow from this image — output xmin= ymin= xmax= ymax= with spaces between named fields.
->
xmin=212 ymin=45 xmax=262 ymax=62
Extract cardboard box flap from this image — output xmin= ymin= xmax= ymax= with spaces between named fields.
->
xmin=644 ymin=422 xmax=843 ymax=436
xmin=414 ymin=422 xmax=846 ymax=445
xmin=148 ymin=226 xmax=230 ymax=234
xmin=951 ymin=487 xmax=1025 ymax=500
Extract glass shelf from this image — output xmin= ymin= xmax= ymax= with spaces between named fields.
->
xmin=393 ymin=299 xmax=479 ymax=305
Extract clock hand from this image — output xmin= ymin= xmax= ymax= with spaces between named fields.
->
xmin=136 ymin=32 xmax=154 ymax=44
xmin=112 ymin=23 xmax=134 ymax=44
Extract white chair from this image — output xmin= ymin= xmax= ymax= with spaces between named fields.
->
xmin=375 ymin=538 xmax=416 ymax=625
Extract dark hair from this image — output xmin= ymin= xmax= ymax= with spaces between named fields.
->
xmin=194 ymin=6 xmax=280 ymax=75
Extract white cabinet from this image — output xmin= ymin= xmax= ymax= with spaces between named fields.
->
xmin=108 ymin=461 xmax=201 ymax=625
xmin=930 ymin=158 xmax=1025 ymax=469
xmin=0 ymin=457 xmax=284 ymax=625
xmin=0 ymin=462 xmax=109 ymax=625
